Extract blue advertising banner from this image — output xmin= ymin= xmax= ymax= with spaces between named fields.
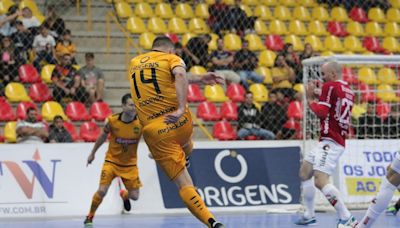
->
xmin=156 ymin=147 xmax=301 ymax=208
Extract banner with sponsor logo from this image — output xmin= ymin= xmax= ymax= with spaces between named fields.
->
xmin=338 ymin=140 xmax=400 ymax=203
xmin=157 ymin=145 xmax=301 ymax=209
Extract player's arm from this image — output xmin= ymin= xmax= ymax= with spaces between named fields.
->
xmin=187 ymin=72 xmax=225 ymax=85
xmin=165 ymin=66 xmax=188 ymax=124
xmin=87 ymin=122 xmax=110 ymax=166
xmin=306 ymin=81 xmax=330 ymax=119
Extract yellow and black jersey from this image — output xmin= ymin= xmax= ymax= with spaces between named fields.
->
xmin=128 ymin=51 xmax=187 ymax=126
xmin=104 ymin=113 xmax=142 ymax=166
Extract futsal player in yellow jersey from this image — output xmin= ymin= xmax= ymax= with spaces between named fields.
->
xmin=129 ymin=36 xmax=225 ymax=228
xmin=84 ymin=94 xmax=142 ymax=226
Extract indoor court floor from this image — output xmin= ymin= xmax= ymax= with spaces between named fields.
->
xmin=0 ymin=211 xmax=398 ymax=228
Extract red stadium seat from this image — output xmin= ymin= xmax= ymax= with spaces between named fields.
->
xmin=164 ymin=33 xmax=179 ymax=43
xmin=264 ymin=35 xmax=284 ymax=51
xmin=187 ymin=84 xmax=206 ymax=102
xmin=18 ymin=64 xmax=41 ymax=83
xmin=90 ymin=101 xmax=112 ymax=121
xmin=327 ymin=21 xmax=349 ymax=37
xmin=220 ymin=101 xmax=238 ymax=121
xmin=363 ymin=37 xmax=385 ymax=53
xmin=80 ymin=122 xmax=101 ymax=142
xmin=29 ymin=82 xmax=52 ymax=102
xmin=213 ymin=121 xmax=237 ymax=140
xmin=16 ymin=101 xmax=42 ymax=120
xmin=0 ymin=100 xmax=16 ymax=121
xmin=245 ymin=135 xmax=258 ymax=140
xmin=197 ymin=101 xmax=221 ymax=121
xmin=226 ymin=83 xmax=246 ymax=102
xmin=287 ymin=101 xmax=303 ymax=120
xmin=358 ymin=83 xmax=377 ymax=102
xmin=0 ymin=134 xmax=4 ymax=143
xmin=65 ymin=102 xmax=91 ymax=121
xmin=376 ymin=102 xmax=390 ymax=120
xmin=63 ymin=121 xmax=80 ymax=142
xmin=283 ymin=118 xmax=301 ymax=131
xmin=349 ymin=7 xmax=369 ymax=23
xmin=342 ymin=67 xmax=359 ymax=84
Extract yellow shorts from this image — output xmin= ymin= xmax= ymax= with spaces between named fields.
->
xmin=143 ymin=111 xmax=193 ymax=180
xmin=99 ymin=161 xmax=142 ymax=190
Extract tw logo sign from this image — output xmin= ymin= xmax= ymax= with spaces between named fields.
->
xmin=0 ymin=150 xmax=61 ymax=199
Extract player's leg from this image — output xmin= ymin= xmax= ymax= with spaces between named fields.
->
xmin=295 ymin=160 xmax=317 ymax=225
xmin=356 ymin=163 xmax=400 ymax=228
xmin=182 ymin=140 xmax=193 ymax=168
xmin=120 ymin=166 xmax=142 ymax=212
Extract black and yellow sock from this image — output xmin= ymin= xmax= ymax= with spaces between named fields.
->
xmin=179 ymin=186 xmax=215 ymax=227
xmin=88 ymin=192 xmax=103 ymax=217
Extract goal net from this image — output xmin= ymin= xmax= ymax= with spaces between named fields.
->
xmin=302 ymin=55 xmax=400 ymax=210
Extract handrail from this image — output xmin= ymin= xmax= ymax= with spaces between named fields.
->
xmin=191 ymin=113 xmax=215 ymax=141
xmin=76 ymin=0 xmax=92 ymax=30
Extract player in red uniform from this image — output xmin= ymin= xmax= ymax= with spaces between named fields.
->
xmin=295 ymin=61 xmax=358 ymax=227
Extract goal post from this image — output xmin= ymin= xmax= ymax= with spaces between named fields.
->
xmin=301 ymin=55 xmax=400 ymax=209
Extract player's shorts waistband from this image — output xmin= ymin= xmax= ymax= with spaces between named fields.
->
xmin=104 ymin=160 xmax=137 ymax=167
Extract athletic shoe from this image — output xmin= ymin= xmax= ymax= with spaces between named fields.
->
xmin=294 ymin=216 xmax=317 ymax=225
xmin=119 ymin=189 xmax=131 ymax=211
xmin=337 ymin=215 xmax=358 ymax=228
xmin=83 ymin=215 xmax=93 ymax=226
xmin=211 ymin=222 xmax=225 ymax=228
xmin=386 ymin=205 xmax=398 ymax=215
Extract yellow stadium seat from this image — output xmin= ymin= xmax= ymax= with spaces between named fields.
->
xmin=352 ymin=104 xmax=366 ymax=119
xmin=363 ymin=51 xmax=375 ymax=55
xmin=358 ymin=67 xmax=379 ymax=85
xmin=181 ymin=33 xmax=196 ymax=46
xmin=299 ymin=0 xmax=316 ymax=7
xmin=378 ymin=67 xmax=399 ymax=85
xmin=205 ymin=0 xmax=215 ymax=3
xmin=254 ymin=5 xmax=273 ymax=20
xmin=73 ymin=65 xmax=80 ymax=70
xmin=195 ymin=3 xmax=210 ymax=19
xmin=204 ymin=85 xmax=228 ymax=102
xmin=390 ymin=0 xmax=400 ymax=8
xmin=41 ymin=64 xmax=55 ymax=83
xmin=269 ymin=20 xmax=288 ymax=35
xmin=208 ymin=33 xmax=219 ymax=51
xmin=189 ymin=66 xmax=207 ymax=75
xmin=382 ymin=36 xmax=400 ymax=52
xmin=155 ymin=3 xmax=174 ymax=19
xmin=35 ymin=13 xmax=45 ymax=24
xmin=293 ymin=83 xmax=304 ymax=93
xmin=242 ymin=0 xmax=259 ymax=6
xmin=223 ymin=33 xmax=242 ymax=51
xmin=147 ymin=17 xmax=167 ymax=34
xmin=366 ymin=22 xmax=383 ymax=36
xmin=324 ymin=35 xmax=344 ymax=52
xmin=346 ymin=21 xmax=365 ymax=37
xmin=139 ymin=32 xmax=156 ymax=49
xmin=19 ymin=0 xmax=39 ymax=14
xmin=115 ymin=2 xmax=133 ymax=19
xmin=279 ymin=0 xmax=296 ymax=6
xmin=285 ymin=35 xmax=304 ymax=51
xmin=222 ymin=0 xmax=235 ymax=5
xmin=188 ymin=18 xmax=210 ymax=34
xmin=255 ymin=67 xmax=273 ymax=84
xmin=175 ymin=3 xmax=194 ymax=19
xmin=331 ymin=7 xmax=349 ymax=22
xmin=125 ymin=0 xmax=144 ymax=2
xmin=305 ymin=35 xmax=324 ymax=51
xmin=274 ymin=5 xmax=292 ymax=21
xmin=244 ymin=34 xmax=265 ymax=51
xmin=344 ymin=36 xmax=365 ymax=52
xmin=259 ymin=50 xmax=277 ymax=67
xmin=42 ymin=101 xmax=68 ymax=121
xmin=126 ymin=17 xmax=146 ymax=34
xmin=134 ymin=2 xmax=153 ymax=18
xmin=321 ymin=51 xmax=335 ymax=56
xmin=288 ymin=20 xmax=308 ymax=36
xmin=293 ymin=6 xmax=311 ymax=21
xmin=343 ymin=51 xmax=354 ymax=55
xmin=168 ymin=17 xmax=188 ymax=34
xmin=240 ymin=4 xmax=253 ymax=17
xmin=387 ymin=8 xmax=400 ymax=22
xmin=368 ymin=7 xmax=386 ymax=23
xmin=260 ymin=0 xmax=278 ymax=5
xmin=384 ymin=22 xmax=400 ymax=36
xmin=254 ymin=19 xmax=269 ymax=35
xmin=249 ymin=84 xmax=269 ymax=102
xmin=312 ymin=6 xmax=330 ymax=21
xmin=0 ymin=0 xmax=14 ymax=14
xmin=377 ymin=84 xmax=399 ymax=102
xmin=4 ymin=121 xmax=16 ymax=143
xmin=146 ymin=0 xmax=162 ymax=2
xmin=309 ymin=20 xmax=329 ymax=36
xmin=5 ymin=82 xmax=30 ymax=102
